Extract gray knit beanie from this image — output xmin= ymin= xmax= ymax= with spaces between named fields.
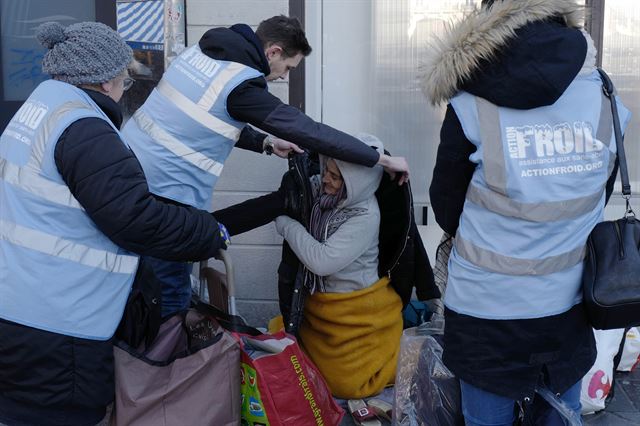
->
xmin=36 ymin=21 xmax=133 ymax=85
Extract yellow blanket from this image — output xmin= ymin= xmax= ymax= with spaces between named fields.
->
xmin=299 ymin=276 xmax=403 ymax=399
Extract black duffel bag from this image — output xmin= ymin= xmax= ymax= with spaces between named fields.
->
xmin=583 ymin=69 xmax=640 ymax=330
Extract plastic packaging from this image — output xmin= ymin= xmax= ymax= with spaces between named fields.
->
xmin=617 ymin=327 xmax=640 ymax=372
xmin=580 ymin=328 xmax=625 ymax=414
xmin=393 ymin=314 xmax=463 ymax=425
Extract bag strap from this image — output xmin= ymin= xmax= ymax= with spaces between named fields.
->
xmin=597 ymin=68 xmax=634 ymax=217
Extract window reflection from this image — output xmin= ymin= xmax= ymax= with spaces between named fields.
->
xmin=0 ymin=0 xmax=95 ymax=101
xmin=370 ymin=0 xmax=480 ymax=205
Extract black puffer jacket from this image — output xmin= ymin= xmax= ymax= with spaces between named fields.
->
xmin=0 ymin=89 xmax=226 ymax=426
xmin=198 ymin=24 xmax=380 ymax=167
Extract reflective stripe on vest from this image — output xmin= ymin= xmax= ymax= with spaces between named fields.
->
xmin=465 ymin=184 xmax=603 ymax=223
xmin=0 ymin=80 xmax=138 ymax=339
xmin=197 ymin=61 xmax=250 ymax=111
xmin=455 ymin=233 xmax=586 ymax=276
xmin=0 ymin=157 xmax=82 ymax=209
xmin=28 ymin=101 xmax=93 ymax=168
xmin=156 ymin=79 xmax=242 ymax=141
xmin=123 ymin=45 xmax=263 ymax=209
xmin=132 ymin=108 xmax=225 ymax=176
xmin=476 ymin=96 xmax=507 ymax=194
xmin=0 ymin=219 xmax=137 ymax=274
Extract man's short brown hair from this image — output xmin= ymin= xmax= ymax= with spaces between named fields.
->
xmin=256 ymin=15 xmax=312 ymax=58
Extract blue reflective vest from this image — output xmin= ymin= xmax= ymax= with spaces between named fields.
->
xmin=445 ymin=71 xmax=631 ymax=320
xmin=0 ymin=80 xmax=139 ymax=340
xmin=122 ymin=44 xmax=264 ymax=209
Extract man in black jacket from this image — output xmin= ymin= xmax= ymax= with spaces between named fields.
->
xmin=123 ymin=15 xmax=411 ymax=318
xmin=198 ymin=16 xmax=410 ymax=175
xmin=0 ymin=22 xmax=229 ymax=426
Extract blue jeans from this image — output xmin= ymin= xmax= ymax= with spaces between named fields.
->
xmin=144 ymin=257 xmax=192 ymax=318
xmin=460 ymin=380 xmax=582 ymax=426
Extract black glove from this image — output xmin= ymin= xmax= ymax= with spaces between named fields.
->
xmin=281 ymin=152 xmax=318 ymax=229
xmin=278 ymin=170 xmax=305 ymax=224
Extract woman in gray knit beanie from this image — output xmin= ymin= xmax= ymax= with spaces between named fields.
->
xmin=0 ymin=18 xmax=233 ymax=426
xmin=36 ymin=21 xmax=133 ymax=89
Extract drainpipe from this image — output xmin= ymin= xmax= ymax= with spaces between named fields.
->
xmin=164 ymin=0 xmax=186 ymax=68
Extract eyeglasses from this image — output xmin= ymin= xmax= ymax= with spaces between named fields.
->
xmin=122 ymin=77 xmax=135 ymax=91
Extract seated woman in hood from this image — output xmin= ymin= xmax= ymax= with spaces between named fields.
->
xmin=274 ymin=134 xmax=403 ymax=399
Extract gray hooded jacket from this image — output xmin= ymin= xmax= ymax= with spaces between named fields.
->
xmin=275 ymin=136 xmax=384 ymax=293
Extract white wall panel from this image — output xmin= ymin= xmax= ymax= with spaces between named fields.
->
xmin=210 ymin=245 xmax=282 ymax=300
xmin=187 ymin=0 xmax=287 ymax=26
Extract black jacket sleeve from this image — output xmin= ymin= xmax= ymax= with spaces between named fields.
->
xmin=213 ymin=191 xmax=285 ymax=236
xmin=429 ymin=105 xmax=477 ymax=235
xmin=235 ymin=125 xmax=267 ymax=153
xmin=227 ymin=77 xmax=380 ymax=167
xmin=55 ymin=117 xmax=226 ymax=261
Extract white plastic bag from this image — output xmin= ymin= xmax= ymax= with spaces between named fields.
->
xmin=617 ymin=327 xmax=640 ymax=372
xmin=580 ymin=328 xmax=625 ymax=414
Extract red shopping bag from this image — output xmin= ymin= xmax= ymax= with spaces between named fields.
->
xmin=236 ymin=330 xmax=344 ymax=426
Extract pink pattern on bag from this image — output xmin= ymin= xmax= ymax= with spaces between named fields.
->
xmin=588 ymin=370 xmax=612 ymax=399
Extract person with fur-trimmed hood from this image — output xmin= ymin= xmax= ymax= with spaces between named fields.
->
xmin=423 ymin=0 xmax=630 ymax=424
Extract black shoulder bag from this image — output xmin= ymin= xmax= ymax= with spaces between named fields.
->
xmin=582 ymin=69 xmax=640 ymax=330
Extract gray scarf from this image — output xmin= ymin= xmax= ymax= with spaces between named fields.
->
xmin=304 ymin=185 xmax=347 ymax=293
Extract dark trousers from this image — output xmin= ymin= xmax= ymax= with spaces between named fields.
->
xmin=460 ymin=380 xmax=582 ymax=426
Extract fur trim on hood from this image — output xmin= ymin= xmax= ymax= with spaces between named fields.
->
xmin=419 ymin=0 xmax=585 ymax=105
